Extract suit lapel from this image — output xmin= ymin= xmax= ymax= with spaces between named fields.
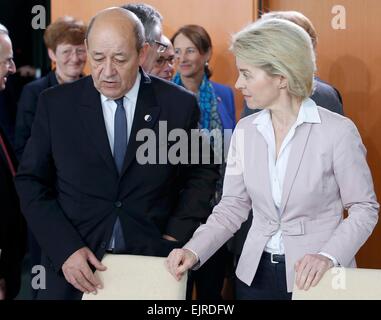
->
xmin=121 ymin=71 xmax=160 ymax=176
xmin=78 ymin=77 xmax=118 ymax=176
xmin=279 ymin=123 xmax=312 ymax=215
xmin=252 ymin=129 xmax=279 ymax=220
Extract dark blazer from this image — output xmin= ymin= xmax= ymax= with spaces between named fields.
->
xmin=241 ymin=77 xmax=344 ymax=118
xmin=0 ymin=127 xmax=26 ymax=300
xmin=15 ymin=71 xmax=59 ymax=160
xmin=211 ymin=81 xmax=236 ymax=130
xmin=15 ymin=70 xmax=219 ymax=299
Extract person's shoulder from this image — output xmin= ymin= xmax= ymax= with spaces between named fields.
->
xmin=315 ymin=78 xmax=340 ymax=96
xmin=235 ymin=109 xmax=264 ymax=130
xmin=210 ymin=81 xmax=233 ymax=94
xmin=40 ymin=76 xmax=91 ymax=100
xmin=317 ymin=106 xmax=356 ymax=133
xmin=22 ymin=73 xmax=54 ymax=94
xmin=150 ymin=75 xmax=192 ymax=93
xmin=150 ymin=75 xmax=197 ymax=102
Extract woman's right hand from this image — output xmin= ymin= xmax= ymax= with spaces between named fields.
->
xmin=166 ymin=248 xmax=198 ymax=281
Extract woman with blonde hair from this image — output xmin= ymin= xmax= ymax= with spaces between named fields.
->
xmin=166 ymin=18 xmax=378 ymax=300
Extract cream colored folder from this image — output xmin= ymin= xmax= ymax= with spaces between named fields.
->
xmin=82 ymin=254 xmax=187 ymax=300
xmin=292 ymin=267 xmax=381 ymax=300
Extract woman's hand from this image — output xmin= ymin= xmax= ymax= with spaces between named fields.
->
xmin=166 ymin=248 xmax=198 ymax=281
xmin=295 ymin=254 xmax=334 ymax=290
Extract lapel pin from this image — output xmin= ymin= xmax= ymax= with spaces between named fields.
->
xmin=144 ymin=115 xmax=152 ymax=122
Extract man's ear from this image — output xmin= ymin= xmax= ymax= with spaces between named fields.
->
xmin=47 ymin=48 xmax=57 ymax=63
xmin=138 ymin=43 xmax=150 ymax=66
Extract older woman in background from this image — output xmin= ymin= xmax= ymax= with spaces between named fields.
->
xmin=171 ymin=24 xmax=236 ymax=300
xmin=15 ymin=16 xmax=87 ymax=159
xmin=166 ymin=18 xmax=378 ymax=300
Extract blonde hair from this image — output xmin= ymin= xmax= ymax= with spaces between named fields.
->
xmin=261 ymin=11 xmax=317 ymax=49
xmin=231 ymin=18 xmax=316 ymax=99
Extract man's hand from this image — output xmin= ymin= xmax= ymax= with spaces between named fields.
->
xmin=0 ymin=278 xmax=6 ymax=300
xmin=62 ymin=247 xmax=107 ymax=294
xmin=165 ymin=248 xmax=198 ymax=281
xmin=295 ymin=253 xmax=334 ymax=291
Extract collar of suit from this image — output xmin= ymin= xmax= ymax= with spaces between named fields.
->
xmin=78 ymin=68 xmax=160 ymax=178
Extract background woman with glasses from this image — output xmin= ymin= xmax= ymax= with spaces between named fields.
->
xmin=15 ymin=16 xmax=87 ymax=160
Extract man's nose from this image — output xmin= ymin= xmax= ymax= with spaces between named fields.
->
xmin=103 ymin=59 xmax=116 ymax=77
xmin=9 ymin=60 xmax=16 ymax=74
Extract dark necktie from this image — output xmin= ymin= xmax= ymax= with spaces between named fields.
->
xmin=108 ymin=97 xmax=127 ymax=253
xmin=113 ymin=97 xmax=128 ymax=174
xmin=0 ymin=132 xmax=16 ymax=177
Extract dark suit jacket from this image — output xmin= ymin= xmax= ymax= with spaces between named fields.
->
xmin=15 ymin=70 xmax=219 ymax=299
xmin=241 ymin=77 xmax=344 ymax=118
xmin=0 ymin=127 xmax=26 ymax=300
xmin=14 ymin=71 xmax=59 ymax=160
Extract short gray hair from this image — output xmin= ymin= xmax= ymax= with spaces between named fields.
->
xmin=0 ymin=23 xmax=9 ymax=35
xmin=121 ymin=3 xmax=162 ymax=43
xmin=231 ymin=18 xmax=316 ymax=99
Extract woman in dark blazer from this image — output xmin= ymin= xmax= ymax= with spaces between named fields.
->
xmin=15 ymin=16 xmax=87 ymax=160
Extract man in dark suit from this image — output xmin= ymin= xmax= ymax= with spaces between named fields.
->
xmin=15 ymin=8 xmax=218 ymax=300
xmin=0 ymin=23 xmax=26 ymax=300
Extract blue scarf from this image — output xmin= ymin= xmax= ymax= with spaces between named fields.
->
xmin=173 ymin=73 xmax=222 ymax=131
xmin=173 ymin=72 xmax=224 ymax=206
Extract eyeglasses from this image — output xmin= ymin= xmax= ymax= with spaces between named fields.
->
xmin=154 ymin=55 xmax=175 ymax=67
xmin=57 ymin=47 xmax=87 ymax=59
xmin=150 ymin=40 xmax=168 ymax=53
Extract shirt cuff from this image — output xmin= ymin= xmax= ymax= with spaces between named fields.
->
xmin=184 ymin=247 xmax=200 ymax=269
xmin=319 ymin=251 xmax=339 ymax=267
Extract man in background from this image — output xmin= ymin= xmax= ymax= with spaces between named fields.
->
xmin=122 ymin=3 xmax=168 ymax=74
xmin=150 ymin=35 xmax=175 ymax=81
xmin=0 ymin=23 xmax=26 ymax=300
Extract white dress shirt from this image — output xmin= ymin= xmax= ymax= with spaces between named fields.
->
xmin=101 ymin=72 xmax=141 ymax=153
xmin=254 ymin=98 xmax=338 ymax=265
xmin=188 ymin=98 xmax=338 ymax=266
